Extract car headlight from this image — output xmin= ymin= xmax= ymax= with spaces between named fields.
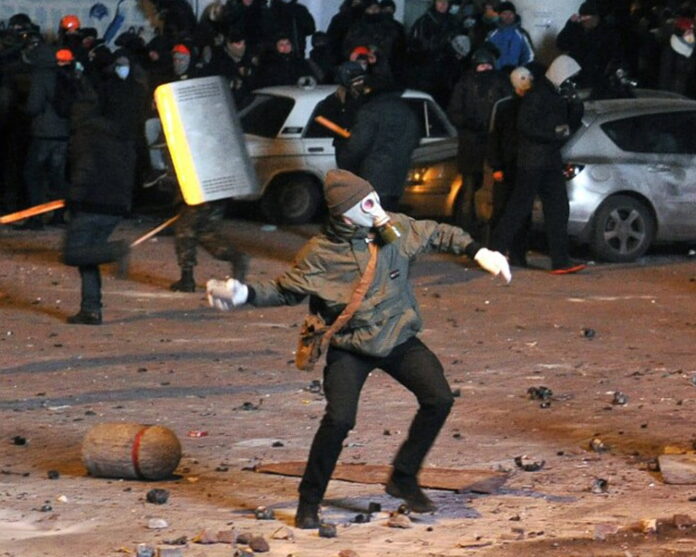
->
xmin=407 ymin=162 xmax=449 ymax=185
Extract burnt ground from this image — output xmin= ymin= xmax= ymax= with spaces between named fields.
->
xmin=1 ymin=214 xmax=695 ymax=557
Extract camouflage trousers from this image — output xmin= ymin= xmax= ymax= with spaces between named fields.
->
xmin=173 ymin=201 xmax=246 ymax=272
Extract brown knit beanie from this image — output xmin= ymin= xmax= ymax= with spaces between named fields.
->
xmin=324 ymin=169 xmax=374 ymax=215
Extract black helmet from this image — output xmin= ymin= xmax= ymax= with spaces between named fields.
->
xmin=336 ymin=61 xmax=367 ymax=88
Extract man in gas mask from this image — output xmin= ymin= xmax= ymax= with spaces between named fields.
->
xmin=492 ymin=54 xmax=585 ymax=274
xmin=207 ymin=168 xmax=511 ymax=528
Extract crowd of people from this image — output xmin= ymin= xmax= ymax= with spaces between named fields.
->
xmin=1 ymin=0 xmax=696 ymax=280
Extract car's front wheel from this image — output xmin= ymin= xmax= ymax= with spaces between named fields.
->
xmin=260 ymin=175 xmax=323 ymax=224
xmin=591 ymin=195 xmax=655 ymax=262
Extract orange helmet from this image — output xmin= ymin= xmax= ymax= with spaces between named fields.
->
xmin=56 ymin=48 xmax=75 ymax=65
xmin=60 ymin=14 xmax=81 ymax=32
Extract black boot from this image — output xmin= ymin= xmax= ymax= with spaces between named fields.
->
xmin=231 ymin=253 xmax=250 ymax=282
xmin=170 ymin=268 xmax=195 ymax=292
xmin=294 ymin=499 xmax=320 ymax=529
xmin=66 ymin=310 xmax=102 ymax=325
xmin=385 ymin=472 xmax=437 ymax=513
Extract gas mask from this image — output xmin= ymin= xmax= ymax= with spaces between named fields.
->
xmin=342 ymin=192 xmax=402 ymax=243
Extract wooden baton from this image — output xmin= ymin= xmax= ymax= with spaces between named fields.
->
xmin=314 ymin=115 xmax=351 ymax=139
xmin=0 ymin=199 xmax=66 ymax=225
xmin=130 ymin=214 xmax=180 ymax=247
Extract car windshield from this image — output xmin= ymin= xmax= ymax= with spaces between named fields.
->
xmin=239 ymin=94 xmax=294 ymax=138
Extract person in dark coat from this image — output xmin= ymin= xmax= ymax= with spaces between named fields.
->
xmin=405 ymin=0 xmax=463 ymax=106
xmin=267 ymin=0 xmax=316 ymax=58
xmin=447 ymin=46 xmax=511 ymax=235
xmin=491 ymin=55 xmax=586 ymax=274
xmin=658 ymin=15 xmax=696 ymax=97
xmin=326 ymin=0 xmax=366 ymax=66
xmin=17 ymin=44 xmax=71 ymax=230
xmin=63 ymin=51 xmax=148 ymax=324
xmin=486 ymin=65 xmax=533 ymax=266
xmin=555 ymin=0 xmax=623 ymax=90
xmin=221 ymin=0 xmax=273 ymax=59
xmin=342 ymin=0 xmax=402 ymax=82
xmin=335 ymin=77 xmax=420 ymax=211
xmin=206 ymin=27 xmax=258 ymax=109
xmin=255 ymin=32 xmax=318 ymax=88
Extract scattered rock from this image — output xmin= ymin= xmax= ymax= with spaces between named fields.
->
xmin=135 ymin=544 xmax=155 ymax=557
xmin=216 ymin=530 xmax=236 ymax=544
xmin=146 ymin=488 xmax=169 ymax=504
xmin=162 ymin=536 xmax=187 ymax=545
xmin=367 ymin=502 xmax=381 ymax=513
xmin=612 ymin=391 xmax=628 ymax=405
xmin=305 ymin=380 xmax=322 ymax=394
xmin=254 ymin=506 xmax=275 ymax=520
xmin=338 ymin=550 xmax=359 ymax=557
xmin=590 ymin=437 xmax=609 ymax=453
xmin=270 ymin=526 xmax=294 ymax=540
xmin=352 ymin=513 xmax=370 ymax=523
xmin=514 ymin=455 xmax=545 ymax=471
xmin=249 ymin=535 xmax=270 ymax=552
xmin=396 ymin=504 xmax=411 ymax=515
xmin=582 ymin=328 xmax=596 ymax=339
xmin=11 ymin=436 xmax=26 ymax=445
xmin=236 ymin=532 xmax=253 ymax=545
xmin=236 ymin=400 xmax=262 ymax=411
xmin=527 ymin=386 xmax=553 ymax=400
xmin=387 ymin=514 xmax=412 ymax=529
xmin=47 ymin=470 xmax=60 ymax=479
xmin=318 ymin=522 xmax=338 ymax=538
xmin=147 ymin=518 xmax=168 ymax=529
xmin=591 ymin=478 xmax=609 ymax=494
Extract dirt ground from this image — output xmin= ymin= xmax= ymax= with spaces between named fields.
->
xmin=1 ymin=214 xmax=695 ymax=557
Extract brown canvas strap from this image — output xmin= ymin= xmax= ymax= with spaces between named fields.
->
xmin=320 ymin=241 xmax=378 ymax=352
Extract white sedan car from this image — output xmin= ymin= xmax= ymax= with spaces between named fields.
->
xmin=238 ymin=84 xmax=457 ymax=223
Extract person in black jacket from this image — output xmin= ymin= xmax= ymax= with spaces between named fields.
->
xmin=62 ymin=50 xmax=148 ymax=324
xmin=486 ymin=65 xmax=533 ymax=266
xmin=555 ymin=1 xmax=622 ymax=90
xmin=267 ymin=0 xmax=316 ymax=58
xmin=447 ymin=46 xmax=511 ymax=235
xmin=491 ymin=54 xmax=585 ymax=274
xmin=254 ymin=32 xmax=317 ymax=88
xmin=335 ymin=77 xmax=420 ymax=211
xmin=16 ymin=44 xmax=71 ymax=230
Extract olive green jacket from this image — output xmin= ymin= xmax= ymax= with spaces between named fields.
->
xmin=249 ymin=213 xmax=479 ymax=358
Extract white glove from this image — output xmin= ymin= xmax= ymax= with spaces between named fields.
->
xmin=206 ymin=278 xmax=249 ymax=311
xmin=474 ymin=248 xmax=512 ymax=284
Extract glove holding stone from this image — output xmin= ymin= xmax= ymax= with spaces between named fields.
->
xmin=474 ymin=248 xmax=512 ymax=284
xmin=206 ymin=278 xmax=249 ymax=311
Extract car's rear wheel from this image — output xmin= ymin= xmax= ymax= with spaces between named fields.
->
xmin=260 ymin=175 xmax=323 ymax=224
xmin=591 ymin=195 xmax=655 ymax=262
